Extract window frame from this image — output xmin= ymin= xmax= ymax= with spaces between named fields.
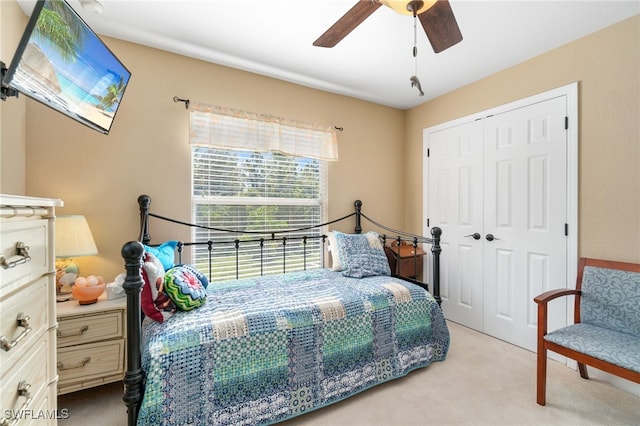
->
xmin=190 ymin=146 xmax=329 ymax=281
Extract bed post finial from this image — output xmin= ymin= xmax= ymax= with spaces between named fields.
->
xmin=430 ymin=227 xmax=442 ymax=306
xmin=138 ymin=195 xmax=151 ymax=244
xmin=121 ymin=241 xmax=145 ymax=425
xmin=354 ymin=200 xmax=363 ymax=234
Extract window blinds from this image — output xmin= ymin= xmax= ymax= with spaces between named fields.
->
xmin=189 ymin=105 xmax=330 ymax=282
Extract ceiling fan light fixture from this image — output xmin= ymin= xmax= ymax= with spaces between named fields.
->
xmin=381 ymin=0 xmax=437 ymax=16
xmin=79 ymin=0 xmax=104 ymax=14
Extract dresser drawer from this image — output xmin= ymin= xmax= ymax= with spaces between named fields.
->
xmin=57 ymin=339 xmax=125 ymax=384
xmin=0 ymin=336 xmax=50 ymax=424
xmin=23 ymin=387 xmax=57 ymax=425
xmin=0 ymin=278 xmax=50 ymax=377
xmin=0 ymin=220 xmax=50 ymax=293
xmin=57 ymin=311 xmax=123 ymax=347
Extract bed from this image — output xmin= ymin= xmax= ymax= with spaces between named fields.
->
xmin=120 ymin=195 xmax=449 ymax=425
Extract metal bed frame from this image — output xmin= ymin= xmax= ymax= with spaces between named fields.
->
xmin=120 ymin=194 xmax=442 ymax=425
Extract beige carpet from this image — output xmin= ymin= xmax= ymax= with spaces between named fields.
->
xmin=58 ymin=321 xmax=640 ymax=425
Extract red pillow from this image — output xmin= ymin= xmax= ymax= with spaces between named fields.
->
xmin=141 ymin=252 xmax=176 ymax=322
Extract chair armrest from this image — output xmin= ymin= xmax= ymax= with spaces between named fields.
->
xmin=535 ymin=289 xmax=581 ymax=338
xmin=534 ymin=289 xmax=580 ymax=306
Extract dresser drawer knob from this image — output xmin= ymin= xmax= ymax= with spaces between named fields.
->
xmin=0 ymin=242 xmax=31 ymax=269
xmin=57 ymin=325 xmax=89 ymax=338
xmin=58 ymin=356 xmax=91 ymax=371
xmin=0 ymin=313 xmax=32 ymax=352
xmin=0 ymin=381 xmax=33 ymax=426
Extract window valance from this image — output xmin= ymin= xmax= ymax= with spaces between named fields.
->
xmin=189 ymin=102 xmax=339 ymax=161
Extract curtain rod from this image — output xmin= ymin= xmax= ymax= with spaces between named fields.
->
xmin=173 ymin=96 xmax=189 ymax=109
xmin=172 ymin=96 xmax=343 ymax=131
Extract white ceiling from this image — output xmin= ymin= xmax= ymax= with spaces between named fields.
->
xmin=16 ymin=0 xmax=640 ymax=109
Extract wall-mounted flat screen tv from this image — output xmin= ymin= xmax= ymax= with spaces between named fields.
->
xmin=2 ymin=0 xmax=131 ymax=134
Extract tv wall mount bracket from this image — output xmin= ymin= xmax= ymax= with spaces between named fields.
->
xmin=1 ymin=61 xmax=19 ymax=101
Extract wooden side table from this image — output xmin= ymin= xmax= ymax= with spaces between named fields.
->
xmin=384 ymin=243 xmax=426 ymax=280
xmin=56 ymin=294 xmax=126 ymax=395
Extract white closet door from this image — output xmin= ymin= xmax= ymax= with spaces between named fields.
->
xmin=482 ymin=96 xmax=568 ymax=352
xmin=425 ymin=89 xmax=573 ymax=352
xmin=428 ymin=120 xmax=484 ymax=331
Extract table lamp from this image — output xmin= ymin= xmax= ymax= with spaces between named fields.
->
xmin=55 ymin=215 xmax=98 ymax=296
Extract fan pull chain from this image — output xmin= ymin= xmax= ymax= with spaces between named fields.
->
xmin=410 ymin=12 xmax=424 ymax=96
xmin=413 ymin=13 xmax=418 ymax=74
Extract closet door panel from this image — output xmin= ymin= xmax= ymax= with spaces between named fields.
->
xmin=428 ymin=121 xmax=484 ymax=330
xmin=483 ymin=97 xmax=568 ymax=352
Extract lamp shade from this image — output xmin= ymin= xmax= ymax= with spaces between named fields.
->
xmin=55 ymin=215 xmax=98 ymax=258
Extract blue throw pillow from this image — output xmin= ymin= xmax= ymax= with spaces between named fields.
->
xmin=144 ymin=240 xmax=178 ymax=271
xmin=176 ymin=263 xmax=209 ymax=289
xmin=334 ymin=231 xmax=391 ymax=278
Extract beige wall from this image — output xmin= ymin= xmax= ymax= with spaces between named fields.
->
xmin=0 ymin=0 xmax=27 ymax=195
xmin=2 ymin=8 xmax=404 ymax=280
xmin=405 ymin=15 xmax=640 ymax=264
xmin=2 ymin=0 xmax=638 ymax=279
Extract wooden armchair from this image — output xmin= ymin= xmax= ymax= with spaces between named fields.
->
xmin=534 ymin=257 xmax=640 ymax=406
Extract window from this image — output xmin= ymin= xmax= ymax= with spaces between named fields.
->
xmin=191 ymin=147 xmax=328 ymax=281
xmin=188 ymin=103 xmax=337 ymax=282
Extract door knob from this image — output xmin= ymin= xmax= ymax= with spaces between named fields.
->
xmin=485 ymin=233 xmax=499 ymax=241
xmin=465 ymin=233 xmax=481 ymax=240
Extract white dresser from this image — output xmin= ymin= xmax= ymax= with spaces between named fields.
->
xmin=1 ymin=195 xmax=62 ymax=425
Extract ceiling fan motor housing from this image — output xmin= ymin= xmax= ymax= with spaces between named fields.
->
xmin=382 ymin=0 xmax=438 ymax=16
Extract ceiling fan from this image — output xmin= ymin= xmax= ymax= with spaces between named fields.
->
xmin=313 ymin=0 xmax=463 ymax=54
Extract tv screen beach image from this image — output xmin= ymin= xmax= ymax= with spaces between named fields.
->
xmin=6 ymin=0 xmax=130 ymax=133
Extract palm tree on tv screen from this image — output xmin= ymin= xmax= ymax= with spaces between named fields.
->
xmin=99 ymin=77 xmax=125 ymax=111
xmin=35 ymin=1 xmax=85 ymax=64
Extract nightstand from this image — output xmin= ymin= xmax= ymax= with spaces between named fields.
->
xmin=384 ymin=243 xmax=426 ymax=280
xmin=55 ymin=294 xmax=126 ymax=395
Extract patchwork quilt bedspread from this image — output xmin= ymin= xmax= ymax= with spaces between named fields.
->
xmin=138 ymin=269 xmax=450 ymax=425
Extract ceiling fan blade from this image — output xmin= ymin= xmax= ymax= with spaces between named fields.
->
xmin=419 ymin=0 xmax=463 ymax=53
xmin=313 ymin=1 xmax=382 ymax=48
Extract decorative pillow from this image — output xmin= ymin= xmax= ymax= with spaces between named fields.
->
xmin=144 ymin=240 xmax=178 ymax=271
xmin=141 ymin=253 xmax=176 ymax=323
xmin=176 ymin=263 xmax=209 ymax=289
xmin=334 ymin=231 xmax=391 ymax=278
xmin=327 ymin=231 xmax=342 ymax=271
xmin=164 ymin=266 xmax=207 ymax=311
